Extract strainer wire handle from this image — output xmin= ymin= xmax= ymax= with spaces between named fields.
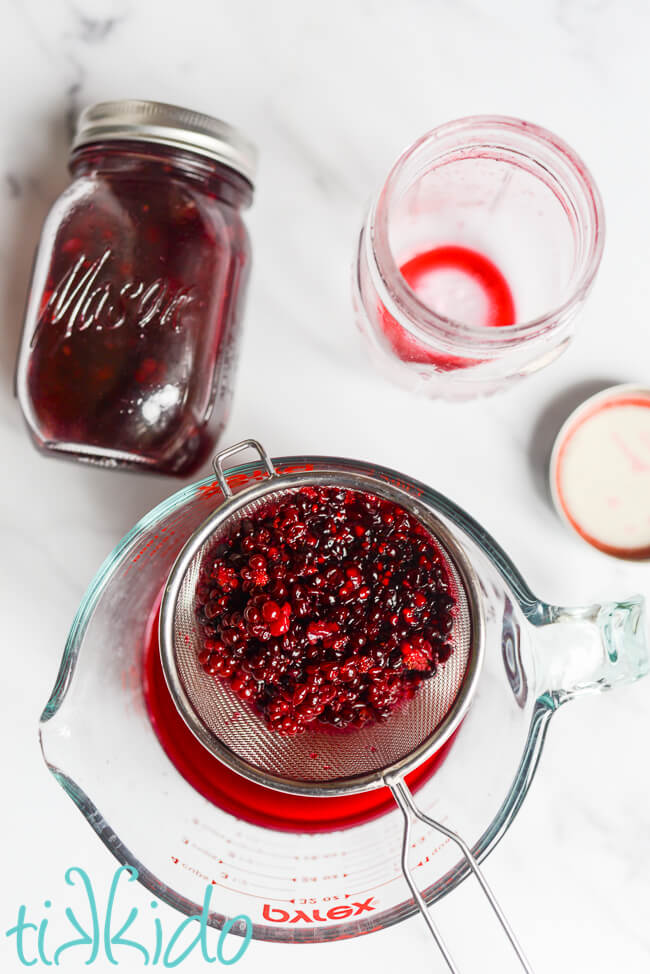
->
xmin=390 ymin=778 xmax=534 ymax=973
xmin=212 ymin=439 xmax=277 ymax=497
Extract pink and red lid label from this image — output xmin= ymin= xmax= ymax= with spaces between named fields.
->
xmin=552 ymin=386 xmax=650 ymax=559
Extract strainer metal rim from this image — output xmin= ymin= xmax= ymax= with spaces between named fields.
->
xmin=160 ymin=462 xmax=485 ymax=798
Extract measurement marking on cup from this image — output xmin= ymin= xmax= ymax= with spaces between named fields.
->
xmin=188 ymin=841 xmax=299 ymax=883
xmin=169 ymin=858 xmax=295 ymax=903
xmin=172 ymin=842 xmax=449 ymax=906
xmin=348 ymin=876 xmax=403 ymax=897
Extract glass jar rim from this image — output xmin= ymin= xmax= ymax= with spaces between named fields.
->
xmin=368 ymin=114 xmax=605 ymax=352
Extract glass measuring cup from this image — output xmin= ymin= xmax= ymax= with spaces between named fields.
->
xmin=40 ymin=451 xmax=647 ymax=944
xmin=353 ymin=116 xmax=605 ymax=399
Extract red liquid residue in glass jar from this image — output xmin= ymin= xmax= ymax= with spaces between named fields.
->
xmin=381 ymin=245 xmax=515 ymax=371
xmin=143 ymin=607 xmax=458 ymax=833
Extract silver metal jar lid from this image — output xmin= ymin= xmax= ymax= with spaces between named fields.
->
xmin=72 ymin=99 xmax=257 ymax=186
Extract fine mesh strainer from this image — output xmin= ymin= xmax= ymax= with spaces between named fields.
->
xmin=160 ymin=440 xmax=533 ymax=972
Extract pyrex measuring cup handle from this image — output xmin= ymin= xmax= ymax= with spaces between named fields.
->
xmin=532 ymin=595 xmax=648 ymax=704
xmin=212 ymin=439 xmax=277 ymax=497
xmin=387 ymin=777 xmax=535 ymax=974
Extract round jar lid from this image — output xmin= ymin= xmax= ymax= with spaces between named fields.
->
xmin=73 ymin=99 xmax=257 ymax=186
xmin=550 ymin=384 xmax=650 ymax=559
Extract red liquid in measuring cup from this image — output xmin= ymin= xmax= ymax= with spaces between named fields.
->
xmin=143 ymin=607 xmax=457 ymax=833
xmin=381 ymin=245 xmax=515 ymax=371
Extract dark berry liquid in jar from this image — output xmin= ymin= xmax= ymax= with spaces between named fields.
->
xmin=16 ymin=101 xmax=256 ymax=475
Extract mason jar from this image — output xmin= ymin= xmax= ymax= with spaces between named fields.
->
xmin=16 ymin=100 xmax=256 ymax=475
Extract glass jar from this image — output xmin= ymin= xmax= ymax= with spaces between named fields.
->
xmin=16 ymin=100 xmax=256 ymax=475
xmin=353 ymin=116 xmax=605 ymax=400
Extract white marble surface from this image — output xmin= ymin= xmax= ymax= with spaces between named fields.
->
xmin=2 ymin=0 xmax=650 ymax=971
